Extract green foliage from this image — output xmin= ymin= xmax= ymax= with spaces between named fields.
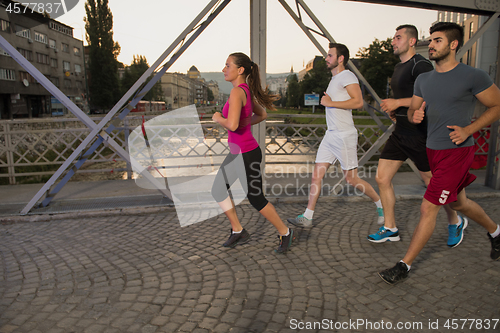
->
xmin=120 ymin=55 xmax=163 ymax=101
xmin=285 ymin=58 xmax=331 ymax=108
xmin=85 ymin=0 xmax=121 ymax=110
xmin=207 ymin=88 xmax=214 ymax=101
xmin=286 ymin=74 xmax=301 ymax=108
xmin=273 ymin=86 xmax=287 ymax=107
xmin=299 ymin=58 xmax=331 ymax=104
xmin=356 ymin=37 xmax=399 ymax=99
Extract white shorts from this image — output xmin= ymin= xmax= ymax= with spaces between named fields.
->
xmin=315 ymin=130 xmax=359 ymax=170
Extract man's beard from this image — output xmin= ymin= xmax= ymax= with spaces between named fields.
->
xmin=394 ymin=44 xmax=409 ymax=56
xmin=327 ymin=60 xmax=338 ymax=70
xmin=429 ymin=45 xmax=451 ymax=62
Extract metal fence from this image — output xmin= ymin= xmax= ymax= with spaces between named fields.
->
xmin=0 ymin=113 xmax=491 ymax=185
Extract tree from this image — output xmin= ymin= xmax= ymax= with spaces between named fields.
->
xmin=275 ymin=87 xmax=286 ymax=107
xmin=85 ymin=0 xmax=121 ymax=111
xmin=299 ymin=58 xmax=331 ymax=107
xmin=356 ymin=37 xmax=399 ymax=99
xmin=120 ymin=55 xmax=163 ymax=102
xmin=207 ymin=88 xmax=214 ymax=102
xmin=286 ymin=74 xmax=300 ymax=108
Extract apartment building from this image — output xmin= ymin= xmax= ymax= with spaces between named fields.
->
xmin=0 ymin=0 xmax=86 ymax=119
xmin=161 ymin=66 xmax=219 ymax=109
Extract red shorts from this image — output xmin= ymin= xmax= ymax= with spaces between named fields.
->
xmin=424 ymin=146 xmax=477 ymax=206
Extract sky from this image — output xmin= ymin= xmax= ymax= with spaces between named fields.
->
xmin=57 ymin=0 xmax=439 ymax=74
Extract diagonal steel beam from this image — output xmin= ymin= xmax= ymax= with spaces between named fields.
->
xmin=18 ymin=0 xmax=232 ymax=214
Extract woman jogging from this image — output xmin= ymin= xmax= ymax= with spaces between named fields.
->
xmin=211 ymin=52 xmax=294 ymax=254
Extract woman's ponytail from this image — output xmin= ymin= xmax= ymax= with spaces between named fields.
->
xmin=229 ymin=52 xmax=279 ymax=111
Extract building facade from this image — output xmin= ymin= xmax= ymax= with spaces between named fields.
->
xmin=160 ymin=72 xmax=193 ymax=109
xmin=0 ymin=0 xmax=87 ymax=119
xmin=161 ymin=66 xmax=220 ymax=109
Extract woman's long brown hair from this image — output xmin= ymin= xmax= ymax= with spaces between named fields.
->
xmin=229 ymin=52 xmax=279 ymax=111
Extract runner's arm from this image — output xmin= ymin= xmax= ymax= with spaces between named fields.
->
xmin=448 ymin=84 xmax=500 ymax=144
xmin=407 ymin=95 xmax=425 ymax=124
xmin=251 ymin=102 xmax=267 ymax=125
xmin=212 ymin=88 xmax=244 ymax=131
xmin=320 ymin=83 xmax=364 ymax=110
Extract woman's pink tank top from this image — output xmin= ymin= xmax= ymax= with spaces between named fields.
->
xmin=222 ymin=83 xmax=259 ymax=154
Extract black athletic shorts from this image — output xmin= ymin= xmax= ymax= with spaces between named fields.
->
xmin=380 ymin=132 xmax=430 ymax=172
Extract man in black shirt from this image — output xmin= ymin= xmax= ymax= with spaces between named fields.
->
xmin=367 ymin=24 xmax=461 ymax=245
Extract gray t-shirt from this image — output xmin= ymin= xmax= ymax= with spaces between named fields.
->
xmin=414 ymin=63 xmax=493 ymax=150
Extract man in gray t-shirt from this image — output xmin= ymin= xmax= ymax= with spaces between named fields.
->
xmin=414 ymin=63 xmax=493 ymax=150
xmin=379 ymin=22 xmax=500 ymax=285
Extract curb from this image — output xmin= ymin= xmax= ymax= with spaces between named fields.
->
xmin=2 ymin=190 xmax=499 ymax=224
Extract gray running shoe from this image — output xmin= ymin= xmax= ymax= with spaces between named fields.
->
xmin=223 ymin=229 xmax=250 ymax=248
xmin=287 ymin=214 xmax=313 ymax=228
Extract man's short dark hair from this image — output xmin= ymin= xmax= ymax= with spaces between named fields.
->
xmin=396 ymin=24 xmax=418 ymax=41
xmin=429 ymin=22 xmax=464 ymax=51
xmin=328 ymin=42 xmax=349 ymax=66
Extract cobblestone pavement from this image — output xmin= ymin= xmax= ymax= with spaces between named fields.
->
xmin=1 ymin=198 xmax=499 ymax=333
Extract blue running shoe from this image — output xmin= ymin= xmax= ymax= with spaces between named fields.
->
xmin=448 ymin=215 xmax=468 ymax=248
xmin=377 ymin=207 xmax=385 ymax=225
xmin=367 ymin=226 xmax=400 ymax=243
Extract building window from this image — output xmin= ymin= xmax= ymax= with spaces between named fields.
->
xmin=74 ymin=64 xmax=82 ymax=75
xmin=17 ymin=48 xmax=33 ymax=61
xmin=50 ymin=77 xmax=59 ymax=87
xmin=0 ymin=46 xmax=10 ymax=57
xmin=73 ymin=47 xmax=80 ymax=56
xmin=76 ymin=81 xmax=83 ymax=89
xmin=20 ymin=71 xmax=36 ymax=84
xmin=15 ymin=25 xmax=31 ymax=39
xmin=1 ymin=19 xmax=10 ymax=32
xmin=64 ymin=79 xmax=72 ymax=88
xmin=34 ymin=31 xmax=47 ymax=44
xmin=61 ymin=43 xmax=69 ymax=53
xmin=49 ymin=22 xmax=73 ymax=37
xmin=63 ymin=61 xmax=71 ymax=72
xmin=36 ymin=53 xmax=50 ymax=65
xmin=51 ymin=58 xmax=58 ymax=68
xmin=0 ymin=68 xmax=16 ymax=81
